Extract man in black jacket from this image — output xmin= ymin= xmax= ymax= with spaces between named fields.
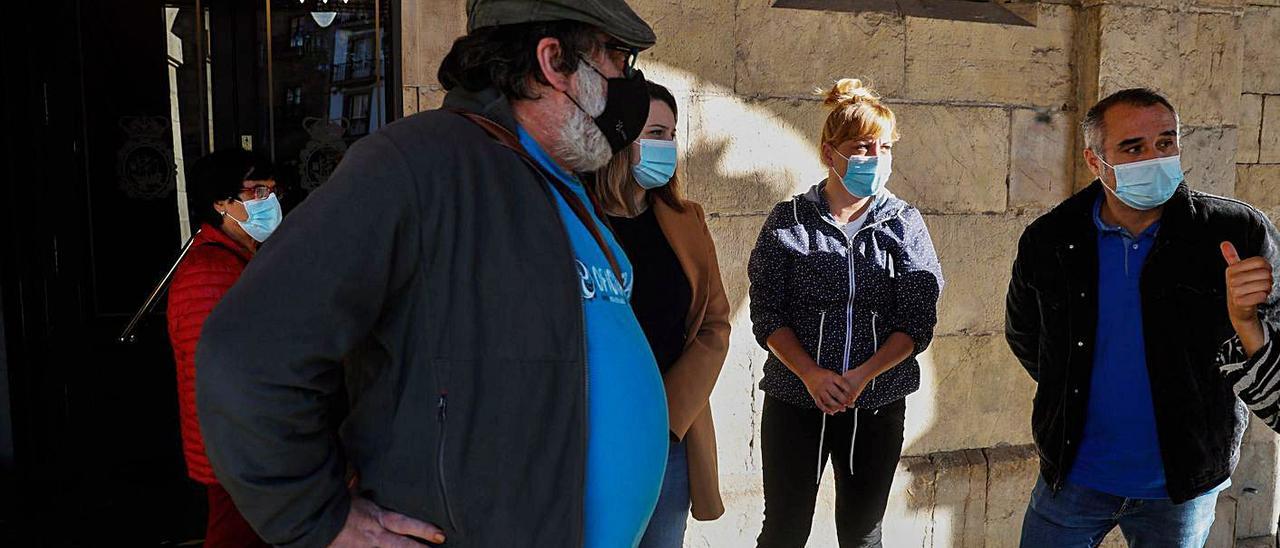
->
xmin=193 ymin=1 xmax=665 ymax=547
xmin=1006 ymin=88 xmax=1280 ymax=547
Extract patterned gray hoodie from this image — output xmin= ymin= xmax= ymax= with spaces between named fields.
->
xmin=748 ymin=182 xmax=944 ymax=410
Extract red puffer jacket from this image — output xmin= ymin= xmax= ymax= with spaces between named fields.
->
xmin=166 ymin=224 xmax=253 ymax=485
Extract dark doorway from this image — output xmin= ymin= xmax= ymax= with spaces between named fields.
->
xmin=0 ymin=0 xmax=398 ymax=545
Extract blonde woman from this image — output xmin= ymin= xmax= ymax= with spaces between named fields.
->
xmin=592 ymin=81 xmax=730 ymax=547
xmin=747 ymin=79 xmax=944 ymax=547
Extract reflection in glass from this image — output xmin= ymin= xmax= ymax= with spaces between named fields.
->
xmin=266 ymin=0 xmax=390 ymax=194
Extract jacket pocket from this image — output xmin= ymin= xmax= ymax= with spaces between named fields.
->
xmin=436 ymin=391 xmax=459 ymax=531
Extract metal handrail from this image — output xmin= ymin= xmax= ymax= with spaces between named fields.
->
xmin=118 ymin=230 xmax=199 ymax=343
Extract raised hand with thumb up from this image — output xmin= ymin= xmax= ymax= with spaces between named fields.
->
xmin=1221 ymin=241 xmax=1274 ymax=356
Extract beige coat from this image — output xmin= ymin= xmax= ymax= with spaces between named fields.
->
xmin=651 ymin=198 xmax=731 ymax=520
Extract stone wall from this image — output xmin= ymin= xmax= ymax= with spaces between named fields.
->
xmin=401 ymin=1 xmax=1280 ymax=545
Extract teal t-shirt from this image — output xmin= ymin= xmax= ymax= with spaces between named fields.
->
xmin=517 ymin=127 xmax=668 ymax=547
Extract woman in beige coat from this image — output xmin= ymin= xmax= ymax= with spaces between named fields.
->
xmin=592 ymin=80 xmax=731 ymax=547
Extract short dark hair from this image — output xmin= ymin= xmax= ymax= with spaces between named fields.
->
xmin=1082 ymin=88 xmax=1178 ymax=156
xmin=187 ymin=149 xmax=274 ymax=230
xmin=437 ymin=21 xmax=602 ymax=101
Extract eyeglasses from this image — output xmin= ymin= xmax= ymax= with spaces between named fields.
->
xmin=238 ymin=185 xmax=277 ymax=201
xmin=602 ymin=41 xmax=640 ymax=78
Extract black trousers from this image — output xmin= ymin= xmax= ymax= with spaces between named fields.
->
xmin=757 ymin=395 xmax=907 ymax=548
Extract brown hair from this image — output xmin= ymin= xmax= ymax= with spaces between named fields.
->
xmin=817 ymin=78 xmax=898 ymax=154
xmin=591 ymin=81 xmax=685 ymax=213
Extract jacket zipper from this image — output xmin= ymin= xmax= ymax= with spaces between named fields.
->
xmin=436 ymin=392 xmax=459 ymax=530
xmin=810 ymin=200 xmax=903 ymax=382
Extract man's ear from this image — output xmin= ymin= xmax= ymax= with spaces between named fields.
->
xmin=1083 ymin=148 xmax=1103 ymax=180
xmin=535 ymin=37 xmax=574 ymax=94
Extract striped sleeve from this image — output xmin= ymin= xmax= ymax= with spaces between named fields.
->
xmin=1220 ymin=329 xmax=1280 ymax=431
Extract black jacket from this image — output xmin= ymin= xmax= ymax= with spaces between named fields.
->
xmin=748 ymin=183 xmax=944 ymax=409
xmin=1005 ymin=181 xmax=1280 ymax=503
xmin=196 ymin=87 xmax=591 ymax=547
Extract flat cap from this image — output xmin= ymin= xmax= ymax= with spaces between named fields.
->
xmin=467 ymin=0 xmax=656 ymax=49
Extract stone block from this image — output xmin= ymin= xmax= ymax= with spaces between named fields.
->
xmin=1097 ymin=7 xmax=1242 ymax=127
xmin=704 ymin=214 xmax=767 ymax=318
xmin=904 ymin=3 xmax=1075 ymax=107
xmin=686 ymin=94 xmax=828 ymax=215
xmin=400 ymin=0 xmax=466 ymax=88
xmin=1240 ymin=94 xmax=1265 ymax=164
xmin=891 ymin=104 xmax=1011 ymax=214
xmin=684 ymin=474 xmax=765 ymax=547
xmin=399 ymin=0 xmax=422 ymax=86
xmin=1010 ymin=108 xmax=1075 ymax=211
xmin=735 ymin=0 xmax=906 ymax=99
xmin=1239 ymin=536 xmax=1278 ymax=548
xmin=704 ymin=214 xmax=770 ymax=476
xmin=1208 ymin=493 xmax=1239 ymax=548
xmin=1096 ymin=5 xmax=1177 ymax=111
xmin=417 ymin=1 xmax=466 ymax=88
xmin=883 ymin=456 xmax=937 ymax=547
xmin=932 ymin=449 xmax=988 ymax=548
xmin=629 ymin=0 xmax=735 ymax=91
xmin=1263 ymin=95 xmax=1280 ymax=164
xmin=1243 ymin=6 xmax=1280 ymax=94
xmin=984 ymin=445 xmax=1039 ymax=548
xmin=1181 ymin=126 xmax=1239 ymax=197
xmin=417 ymin=86 xmax=445 ymax=112
xmin=401 ymin=86 xmax=419 ymax=116
xmin=1176 ymin=12 xmax=1244 ymax=127
xmin=1232 ymin=419 xmax=1280 ymax=539
xmin=907 ymin=335 xmax=1036 ymax=456
xmin=1238 ymin=164 xmax=1280 ymax=210
xmin=925 ymin=214 xmax=1035 ymax=336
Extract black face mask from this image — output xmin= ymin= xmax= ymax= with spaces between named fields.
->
xmin=567 ymin=59 xmax=650 ymax=154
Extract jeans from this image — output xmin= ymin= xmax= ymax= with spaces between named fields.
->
xmin=1020 ymin=477 xmax=1218 ymax=548
xmin=638 ymin=440 xmax=690 ymax=548
xmin=756 ymin=396 xmax=906 ymax=548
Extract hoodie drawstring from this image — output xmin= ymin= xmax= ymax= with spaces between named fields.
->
xmin=815 ymin=311 xmax=828 ymax=485
xmin=848 ymin=313 xmax=880 ymax=475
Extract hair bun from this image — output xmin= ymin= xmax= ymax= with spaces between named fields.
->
xmin=819 ymin=78 xmax=879 ymax=108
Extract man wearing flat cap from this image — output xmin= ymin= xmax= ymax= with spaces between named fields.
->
xmin=194 ymin=1 xmax=667 ymax=547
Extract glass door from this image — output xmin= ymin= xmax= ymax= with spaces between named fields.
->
xmin=262 ymin=0 xmax=395 ymax=198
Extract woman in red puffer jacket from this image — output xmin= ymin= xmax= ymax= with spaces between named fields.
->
xmin=166 ymin=149 xmax=281 ymax=548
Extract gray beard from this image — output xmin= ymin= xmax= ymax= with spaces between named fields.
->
xmin=553 ymin=64 xmax=612 ymax=172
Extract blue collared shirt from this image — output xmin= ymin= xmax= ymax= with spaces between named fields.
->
xmin=1068 ymin=196 xmax=1168 ymax=498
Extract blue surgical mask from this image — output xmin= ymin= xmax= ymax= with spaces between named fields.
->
xmin=1098 ymin=154 xmax=1183 ymax=210
xmin=833 ymin=151 xmax=891 ymax=198
xmin=632 ymin=139 xmax=677 ymax=189
xmin=228 ymin=193 xmax=283 ymax=242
